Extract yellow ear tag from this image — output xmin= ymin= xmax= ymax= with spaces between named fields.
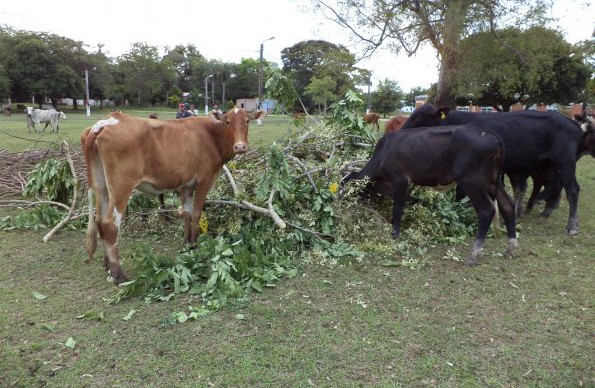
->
xmin=440 ymin=111 xmax=446 ymax=120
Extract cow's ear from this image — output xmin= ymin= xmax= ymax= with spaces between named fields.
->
xmin=437 ymin=107 xmax=450 ymax=120
xmin=209 ymin=111 xmax=224 ymax=122
xmin=250 ymin=110 xmax=266 ymax=121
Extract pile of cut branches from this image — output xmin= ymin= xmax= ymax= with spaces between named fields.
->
xmin=0 ymin=143 xmax=86 ymax=198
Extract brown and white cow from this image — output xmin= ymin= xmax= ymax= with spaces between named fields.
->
xmin=363 ymin=113 xmax=380 ymax=130
xmin=81 ymin=108 xmax=265 ymax=283
xmin=384 ymin=115 xmax=407 ymax=135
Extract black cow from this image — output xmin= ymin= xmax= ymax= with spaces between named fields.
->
xmin=341 ymin=124 xmax=517 ymax=266
xmin=401 ymin=104 xmax=595 ymax=235
xmin=525 ymin=115 xmax=595 ymax=215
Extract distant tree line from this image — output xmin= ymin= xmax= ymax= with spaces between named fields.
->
xmin=1 ymin=22 xmax=591 ymax=115
xmin=0 ymin=26 xmax=276 ymax=110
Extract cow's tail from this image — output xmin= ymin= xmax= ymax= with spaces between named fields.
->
xmin=490 ymin=132 xmax=514 ymax=239
xmin=81 ymin=126 xmax=99 ymax=261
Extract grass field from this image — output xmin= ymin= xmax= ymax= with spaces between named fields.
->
xmin=0 ymin=109 xmax=593 ymax=387
xmin=0 ymin=108 xmax=302 ymax=152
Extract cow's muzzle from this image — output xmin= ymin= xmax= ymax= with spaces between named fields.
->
xmin=233 ymin=142 xmax=248 ymax=153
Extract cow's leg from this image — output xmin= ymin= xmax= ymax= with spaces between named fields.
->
xmin=389 ymin=182 xmax=409 ymax=239
xmin=559 ymin=163 xmax=580 ymax=235
xmin=509 ymin=173 xmax=528 ymax=218
xmin=179 ymin=187 xmax=194 ymax=245
xmin=88 ymin=183 xmax=111 ymax=270
xmin=539 ymin=177 xmax=563 ymax=218
xmin=495 ymin=180 xmax=517 ymax=259
xmin=84 ymin=189 xmax=98 ymax=263
xmin=525 ymin=174 xmax=544 ymax=214
xmin=158 ymin=193 xmax=174 ymax=220
xmin=42 ymin=122 xmax=50 ymax=132
xmin=98 ymin=197 xmax=129 ymax=283
xmin=94 ymin=171 xmax=134 ymax=283
xmin=190 ymin=179 xmax=216 ymax=243
xmin=461 ymin=186 xmax=496 ymax=266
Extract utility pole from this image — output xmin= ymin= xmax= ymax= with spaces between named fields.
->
xmin=258 ymin=36 xmax=275 ymax=111
xmin=85 ymin=68 xmax=90 ymax=117
xmin=204 ymin=74 xmax=213 ymax=115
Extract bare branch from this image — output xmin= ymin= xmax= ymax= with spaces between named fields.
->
xmin=287 ymin=155 xmax=318 ymax=191
xmin=43 ymin=141 xmax=79 ymax=242
xmin=0 ymin=199 xmax=70 ymax=211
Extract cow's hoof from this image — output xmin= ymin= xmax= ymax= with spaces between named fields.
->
xmin=463 ymin=258 xmax=478 ymax=267
xmin=505 ymin=238 xmax=518 ymax=259
xmin=566 ymin=219 xmax=579 ymax=235
xmin=566 ymin=228 xmax=579 ymax=236
xmin=113 ymin=273 xmax=129 ymax=285
xmin=108 ymin=270 xmax=129 ymax=285
xmin=539 ymin=210 xmax=552 ymax=218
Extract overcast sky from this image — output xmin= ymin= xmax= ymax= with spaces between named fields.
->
xmin=1 ymin=0 xmax=593 ymax=92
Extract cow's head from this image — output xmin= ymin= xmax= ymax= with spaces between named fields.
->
xmin=384 ymin=116 xmax=407 ymax=135
xmin=221 ymin=108 xmax=266 ymax=154
xmin=25 ymin=107 xmax=33 ymax=116
xmin=575 ymin=114 xmax=595 ymax=158
xmin=58 ymin=111 xmax=67 ymax=120
xmin=401 ymin=104 xmax=450 ymax=129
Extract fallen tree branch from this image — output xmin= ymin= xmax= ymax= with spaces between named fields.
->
xmin=287 ymin=155 xmax=317 ymax=191
xmin=43 ymin=141 xmax=79 ymax=242
xmin=0 ymin=199 xmax=70 ymax=211
xmin=220 ymin=165 xmax=286 ymax=229
xmin=267 ymin=188 xmax=286 ymax=229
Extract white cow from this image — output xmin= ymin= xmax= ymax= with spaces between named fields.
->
xmin=26 ymin=108 xmax=67 ymax=132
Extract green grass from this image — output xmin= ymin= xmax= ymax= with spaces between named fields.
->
xmin=0 ymin=112 xmax=593 ymax=387
xmin=0 ymin=108 xmax=298 ymax=151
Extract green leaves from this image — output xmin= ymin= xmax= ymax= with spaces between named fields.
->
xmin=24 ymin=158 xmax=74 ymax=203
xmin=32 ymin=291 xmax=47 ymax=300
xmin=0 ymin=203 xmax=67 ymax=231
xmin=63 ymin=337 xmax=76 ymax=349
xmin=76 ymin=310 xmax=105 ymax=321
xmin=112 ymin=232 xmax=299 ymax=314
xmin=122 ymin=309 xmax=137 ymax=321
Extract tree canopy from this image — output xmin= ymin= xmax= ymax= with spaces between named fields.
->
xmin=312 ymin=0 xmax=562 ymax=108
xmin=372 ymin=78 xmax=404 ymax=117
xmin=281 ymin=40 xmax=358 ymax=111
xmin=456 ymin=26 xmax=591 ymax=111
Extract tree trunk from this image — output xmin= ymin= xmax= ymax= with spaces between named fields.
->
xmin=435 ymin=54 xmax=458 ymax=109
xmin=433 ymin=1 xmax=466 ymax=109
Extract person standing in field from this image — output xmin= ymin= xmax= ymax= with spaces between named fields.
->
xmin=176 ymin=103 xmax=191 ymax=119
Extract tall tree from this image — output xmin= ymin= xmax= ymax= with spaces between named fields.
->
xmin=304 ymin=76 xmax=337 ymax=112
xmin=229 ymin=58 xmax=260 ymax=101
xmin=2 ymin=30 xmax=91 ymax=107
xmin=372 ymin=78 xmax=404 ymax=117
xmin=8 ymin=35 xmax=51 ymax=104
xmin=0 ymin=28 xmax=13 ymax=100
xmin=88 ymin=47 xmax=116 ymax=109
xmin=0 ymin=64 xmax=9 ymax=100
xmin=281 ymin=40 xmax=358 ymax=111
xmin=457 ymin=26 xmax=591 ymax=111
xmin=117 ymin=43 xmax=164 ymax=105
xmin=164 ymin=44 xmax=207 ymax=95
xmin=312 ymin=0 xmax=551 ymax=109
xmin=577 ymin=33 xmax=595 ymax=102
